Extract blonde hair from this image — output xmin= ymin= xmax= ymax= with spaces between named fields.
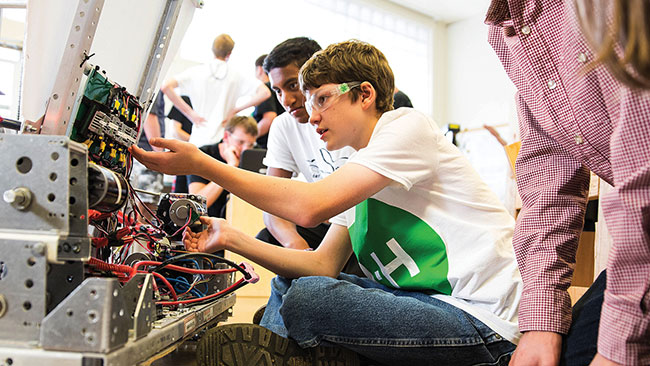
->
xmin=212 ymin=34 xmax=235 ymax=60
xmin=576 ymin=0 xmax=650 ymax=89
xmin=225 ymin=115 xmax=258 ymax=137
xmin=300 ymin=40 xmax=395 ymax=114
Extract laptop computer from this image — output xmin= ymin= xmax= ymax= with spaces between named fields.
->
xmin=238 ymin=148 xmax=268 ymax=175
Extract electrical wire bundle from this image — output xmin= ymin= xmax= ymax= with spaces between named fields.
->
xmin=85 ymin=181 xmax=253 ymax=309
xmin=89 ymin=164 xmax=197 ymax=265
xmin=87 ymin=252 xmax=258 ymax=308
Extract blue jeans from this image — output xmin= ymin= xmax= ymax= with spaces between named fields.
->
xmin=260 ymin=273 xmax=515 ymax=366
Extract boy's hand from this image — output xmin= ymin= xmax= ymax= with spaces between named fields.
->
xmin=182 ymin=216 xmax=229 ymax=253
xmin=509 ymin=331 xmax=561 ymax=366
xmin=129 ymin=138 xmax=202 ymax=176
xmin=188 ymin=110 xmax=207 ymax=127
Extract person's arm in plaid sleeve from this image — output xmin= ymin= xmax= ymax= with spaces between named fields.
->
xmin=509 ymin=94 xmax=591 ymax=366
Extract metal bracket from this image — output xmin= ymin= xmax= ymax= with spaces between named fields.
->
xmin=0 ymin=238 xmax=50 ymax=344
xmin=121 ymin=274 xmax=155 ymax=340
xmin=40 ymin=277 xmax=130 ymax=353
xmin=0 ymin=135 xmax=90 ymax=242
xmin=136 ymin=0 xmax=184 ymax=110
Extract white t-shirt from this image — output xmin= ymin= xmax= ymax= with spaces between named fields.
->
xmin=175 ymin=59 xmax=263 ymax=147
xmin=263 ymin=112 xmax=355 ymax=181
xmin=330 ymin=108 xmax=522 ymax=344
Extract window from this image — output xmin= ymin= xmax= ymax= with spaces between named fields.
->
xmin=0 ymin=8 xmax=25 ymax=121
xmin=304 ymin=0 xmax=433 ymax=115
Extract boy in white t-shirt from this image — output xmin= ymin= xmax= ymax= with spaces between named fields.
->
xmin=256 ymin=37 xmax=356 ymax=251
xmin=131 ymin=40 xmax=522 ymax=366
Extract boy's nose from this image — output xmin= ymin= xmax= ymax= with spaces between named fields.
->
xmin=308 ymin=111 xmax=320 ymax=126
xmin=280 ymin=94 xmax=292 ymax=110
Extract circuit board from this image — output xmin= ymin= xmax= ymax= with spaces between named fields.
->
xmin=70 ymin=66 xmax=142 ymax=175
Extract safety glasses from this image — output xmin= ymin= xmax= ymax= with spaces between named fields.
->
xmin=304 ymin=82 xmax=362 ymax=115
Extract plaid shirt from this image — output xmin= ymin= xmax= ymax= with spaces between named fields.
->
xmin=486 ymin=1 xmax=650 ymax=364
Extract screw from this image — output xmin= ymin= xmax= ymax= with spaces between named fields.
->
xmin=32 ymin=242 xmax=46 ymax=256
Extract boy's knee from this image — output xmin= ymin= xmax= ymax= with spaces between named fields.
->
xmin=280 ymin=276 xmax=336 ymax=314
xmin=269 ymin=275 xmax=294 ymax=294
xmin=294 ymin=276 xmax=339 ymax=293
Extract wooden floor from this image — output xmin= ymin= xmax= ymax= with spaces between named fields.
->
xmin=223 ymin=195 xmax=275 ymax=324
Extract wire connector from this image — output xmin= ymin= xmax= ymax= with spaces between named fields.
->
xmin=239 ymin=262 xmax=259 ymax=284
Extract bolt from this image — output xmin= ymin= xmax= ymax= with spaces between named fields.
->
xmin=4 ymin=187 xmax=32 ymax=210
xmin=3 ymin=190 xmax=17 ymax=204
xmin=32 ymin=242 xmax=47 ymax=256
xmin=0 ymin=294 xmax=7 ymax=319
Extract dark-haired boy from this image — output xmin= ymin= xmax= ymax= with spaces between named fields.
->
xmin=131 ymin=40 xmax=522 ymax=366
xmin=257 ymin=37 xmax=355 ymax=251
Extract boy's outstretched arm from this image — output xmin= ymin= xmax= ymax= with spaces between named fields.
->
xmin=184 ymin=217 xmax=353 ymax=278
xmin=263 ymin=167 xmax=311 ymax=250
xmin=130 ymin=138 xmax=391 ymax=228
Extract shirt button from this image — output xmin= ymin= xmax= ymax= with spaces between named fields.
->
xmin=547 ymin=80 xmax=557 ymax=89
xmin=575 ymin=135 xmax=584 ymax=144
xmin=521 ymin=25 xmax=531 ymax=35
xmin=577 ymin=52 xmax=587 ymax=63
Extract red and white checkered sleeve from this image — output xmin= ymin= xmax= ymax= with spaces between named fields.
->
xmin=513 ymin=94 xmax=591 ymax=335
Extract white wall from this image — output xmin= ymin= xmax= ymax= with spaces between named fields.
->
xmin=446 ymin=14 xmax=517 ymax=129
xmin=444 ymin=14 xmax=519 ymax=213
xmin=431 ymin=21 xmax=447 ymax=125
xmin=164 ymin=0 xmax=437 ymax=116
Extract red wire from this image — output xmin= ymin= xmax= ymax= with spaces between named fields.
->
xmin=156 ymin=278 xmax=245 ymax=306
xmin=142 ymin=271 xmax=178 ymax=301
xmin=87 ymin=257 xmax=178 ymax=300
xmin=88 ymin=257 xmax=132 ymax=274
xmin=88 ymin=255 xmax=246 ymax=306
xmin=170 ymin=207 xmax=192 ymax=237
xmin=132 ymin=260 xmax=237 ymax=275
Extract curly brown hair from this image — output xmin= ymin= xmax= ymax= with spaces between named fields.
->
xmin=299 ymin=40 xmax=395 ymax=114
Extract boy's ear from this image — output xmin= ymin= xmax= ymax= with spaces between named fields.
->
xmin=359 ymin=81 xmax=376 ymax=110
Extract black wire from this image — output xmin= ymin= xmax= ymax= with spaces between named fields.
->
xmin=0 ymin=116 xmax=21 ymax=130
xmin=213 ymin=280 xmax=247 ymax=300
xmin=168 ymin=280 xmax=246 ymax=307
xmin=151 ymin=252 xmax=251 ymax=280
xmin=80 ymin=52 xmax=96 ymax=68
